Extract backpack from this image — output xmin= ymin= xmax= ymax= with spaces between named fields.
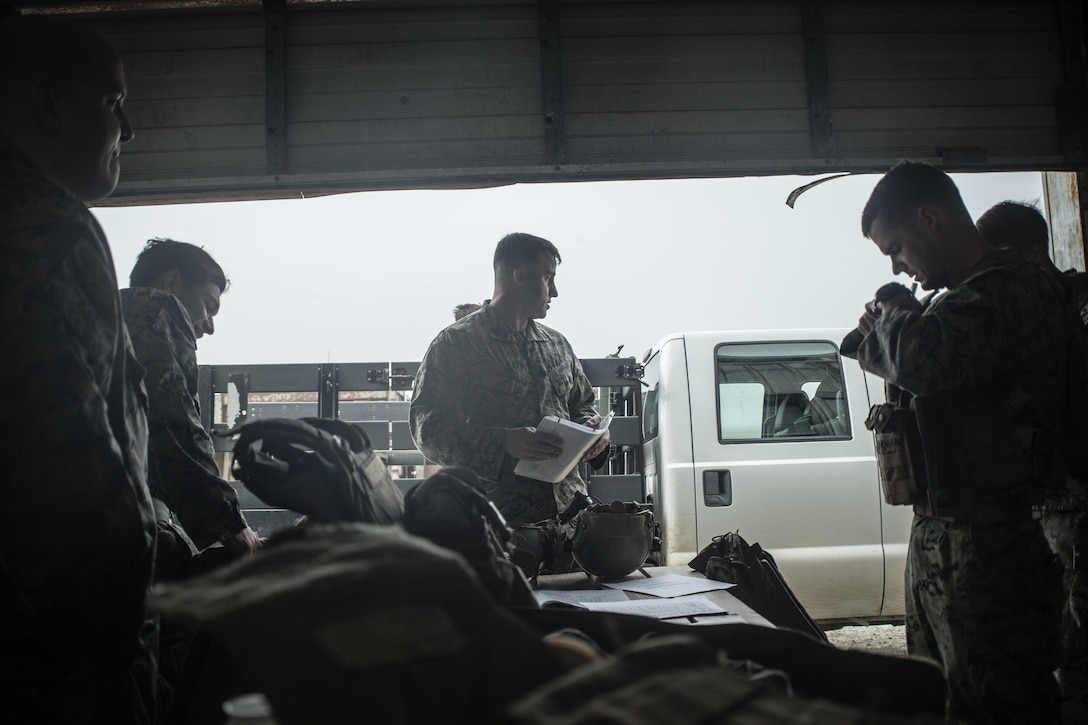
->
xmin=402 ymin=466 xmax=539 ymax=608
xmin=230 ymin=417 xmax=404 ymax=526
xmin=689 ymin=531 xmax=827 ymax=642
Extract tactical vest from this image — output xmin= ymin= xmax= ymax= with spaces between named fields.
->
xmin=865 ymin=383 xmax=928 ymax=507
xmin=863 ymin=257 xmax=1072 ymax=520
xmin=869 ymin=384 xmax=1060 ymax=520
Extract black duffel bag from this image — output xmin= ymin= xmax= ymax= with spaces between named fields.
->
xmin=403 ymin=466 xmax=539 ymax=608
xmin=690 ymin=531 xmax=827 ymax=642
xmin=230 ymin=417 xmax=404 ymax=526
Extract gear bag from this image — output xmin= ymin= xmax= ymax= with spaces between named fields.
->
xmin=154 ymin=524 xmax=565 ymax=725
xmin=402 ymin=466 xmax=538 ymax=607
xmin=506 ymin=632 xmax=944 ymax=725
xmin=230 ymin=417 xmax=404 ymax=526
xmin=689 ymin=531 xmax=826 ymax=642
xmin=510 ymin=608 xmax=945 ymax=721
xmin=864 ymin=385 xmax=928 ymax=506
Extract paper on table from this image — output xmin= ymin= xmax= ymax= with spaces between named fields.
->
xmin=534 ymin=588 xmax=630 ymax=607
xmin=581 ymin=595 xmax=727 ymax=619
xmin=514 ymin=411 xmax=614 ymax=483
xmin=601 ymin=573 xmax=736 ymax=598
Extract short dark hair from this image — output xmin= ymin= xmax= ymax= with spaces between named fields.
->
xmin=129 ymin=238 xmax=229 ymax=292
xmin=493 ymin=232 xmax=561 ymax=271
xmin=453 ymin=303 xmax=481 ymax=321
xmin=976 ymin=200 xmax=1049 ymax=256
xmin=861 ymin=161 xmax=967 ymax=238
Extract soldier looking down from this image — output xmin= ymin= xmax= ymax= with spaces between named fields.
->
xmin=121 ymin=238 xmax=259 ymax=712
xmin=121 ymin=238 xmax=260 ymax=577
xmin=852 ymin=162 xmax=1068 ymax=724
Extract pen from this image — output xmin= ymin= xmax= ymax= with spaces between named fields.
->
xmin=659 ymin=611 xmax=736 ymax=621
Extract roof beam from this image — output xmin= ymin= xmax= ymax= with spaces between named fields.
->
xmin=264 ymin=0 xmax=287 ymax=176
xmin=538 ymin=0 xmax=565 ymax=166
xmin=802 ymin=0 xmax=834 ymax=158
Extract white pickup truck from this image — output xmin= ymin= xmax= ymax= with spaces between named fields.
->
xmin=640 ymin=329 xmax=913 ymax=623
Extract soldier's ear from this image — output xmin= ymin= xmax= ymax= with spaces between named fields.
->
xmin=31 ymin=80 xmax=63 ymax=133
xmin=154 ymin=268 xmax=184 ymax=294
xmin=513 ymin=268 xmax=526 ymax=284
xmin=915 ymin=205 xmax=941 ymax=236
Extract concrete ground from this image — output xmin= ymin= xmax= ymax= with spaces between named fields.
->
xmin=823 ymin=623 xmax=907 ymax=656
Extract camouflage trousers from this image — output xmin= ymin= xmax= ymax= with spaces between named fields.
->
xmin=1037 ymin=508 xmax=1088 ymax=725
xmin=482 ymin=474 xmax=559 ymax=525
xmin=905 ymin=514 xmax=1062 ymax=724
xmin=481 ymin=475 xmax=583 ymax=574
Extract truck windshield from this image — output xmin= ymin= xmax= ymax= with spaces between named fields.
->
xmin=715 ymin=341 xmax=849 ymax=443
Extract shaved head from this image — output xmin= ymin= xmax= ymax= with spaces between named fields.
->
xmin=0 ymin=16 xmax=132 ymax=201
xmin=0 ymin=17 xmax=119 ymax=97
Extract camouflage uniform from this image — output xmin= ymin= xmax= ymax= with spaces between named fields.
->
xmin=1037 ymin=269 xmax=1088 ymax=724
xmin=0 ymin=145 xmax=157 ymax=723
xmin=121 ymin=287 xmax=247 ymax=557
xmin=410 ymin=301 xmax=600 ymax=524
xmin=858 ymin=250 xmax=1066 ymax=724
xmin=1069 ymin=270 xmax=1088 ymax=328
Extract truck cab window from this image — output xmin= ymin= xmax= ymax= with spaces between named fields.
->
xmin=715 ymin=341 xmax=850 ymax=442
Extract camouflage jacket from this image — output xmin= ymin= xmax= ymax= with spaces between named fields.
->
xmin=858 ymin=250 xmax=1071 ymax=510
xmin=1065 ymin=268 xmax=1088 ymax=328
xmin=410 ymin=302 xmax=600 ymax=518
xmin=1057 ymin=269 xmax=1088 ymax=509
xmin=121 ymin=287 xmax=246 ymax=550
xmin=0 ymin=145 xmax=156 ymax=720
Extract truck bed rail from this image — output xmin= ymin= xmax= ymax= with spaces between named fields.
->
xmin=197 ymin=358 xmax=646 ymax=535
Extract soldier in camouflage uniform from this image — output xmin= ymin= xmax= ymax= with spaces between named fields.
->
xmin=410 ymin=233 xmax=610 ymax=524
xmin=977 ymin=200 xmax=1088 ymax=724
xmin=853 ymin=163 xmax=1066 ymax=724
xmin=121 ymin=238 xmax=259 ymax=581
xmin=122 ymin=239 xmax=259 ymax=711
xmin=0 ymin=17 xmax=157 ymax=724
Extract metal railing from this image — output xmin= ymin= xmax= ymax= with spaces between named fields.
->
xmin=197 ymin=358 xmax=646 ymax=534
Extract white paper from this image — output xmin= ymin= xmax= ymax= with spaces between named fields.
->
xmin=601 ymin=573 xmax=736 ymax=598
xmin=581 ymin=594 xmax=727 ymax=619
xmin=533 ymin=588 xmax=630 ymax=607
xmin=514 ymin=411 xmax=614 ymax=483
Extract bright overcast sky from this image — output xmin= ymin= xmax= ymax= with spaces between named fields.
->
xmin=92 ymin=171 xmax=1044 ymax=366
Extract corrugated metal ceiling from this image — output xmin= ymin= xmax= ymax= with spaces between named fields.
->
xmin=3 ymin=1 xmax=1085 ymax=205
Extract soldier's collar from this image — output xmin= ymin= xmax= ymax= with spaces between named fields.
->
xmin=482 ymin=304 xmax=548 ymax=342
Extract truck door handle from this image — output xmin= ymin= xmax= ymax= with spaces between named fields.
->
xmin=703 ymin=470 xmax=732 ymax=507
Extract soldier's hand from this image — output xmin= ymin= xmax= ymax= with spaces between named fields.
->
xmin=856 ymin=304 xmax=880 ymax=336
xmin=225 ymin=526 xmax=260 ymax=559
xmin=875 ymin=282 xmax=921 ymax=314
xmin=506 ymin=427 xmax=563 ymax=460
xmin=582 ymin=428 xmax=611 ymax=462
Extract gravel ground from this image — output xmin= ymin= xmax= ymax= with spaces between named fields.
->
xmin=823 ymin=623 xmax=908 ymax=656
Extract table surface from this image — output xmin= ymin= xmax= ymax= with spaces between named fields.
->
xmin=535 ymin=565 xmax=774 ymax=628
